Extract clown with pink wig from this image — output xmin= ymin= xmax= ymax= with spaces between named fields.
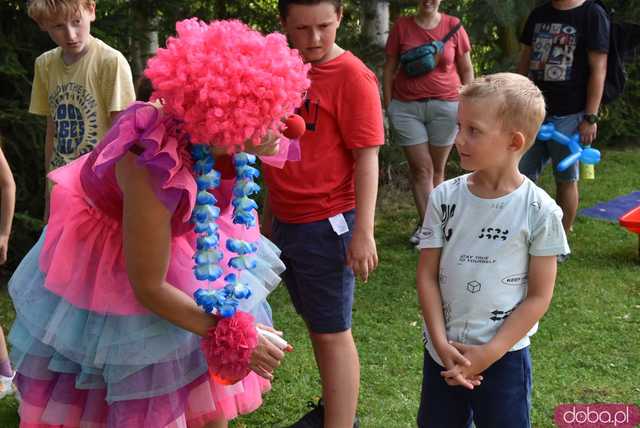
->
xmin=7 ymin=19 xmax=309 ymax=427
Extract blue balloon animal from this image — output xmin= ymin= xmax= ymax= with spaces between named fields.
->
xmin=536 ymin=123 xmax=601 ymax=172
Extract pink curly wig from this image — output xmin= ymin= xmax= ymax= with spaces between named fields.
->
xmin=145 ymin=19 xmax=310 ymax=150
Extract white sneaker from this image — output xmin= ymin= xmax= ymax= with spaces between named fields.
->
xmin=0 ymin=373 xmax=16 ymax=400
xmin=409 ymin=226 xmax=422 ymax=245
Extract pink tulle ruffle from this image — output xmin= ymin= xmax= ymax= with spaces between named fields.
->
xmin=40 ymin=178 xmax=258 ymax=315
xmin=88 ymin=102 xmax=196 ymax=233
xmin=40 ymin=103 xmax=260 ymax=315
xmin=15 ymin=369 xmax=270 ymax=427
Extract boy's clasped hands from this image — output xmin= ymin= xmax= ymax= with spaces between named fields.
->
xmin=436 ymin=339 xmax=505 ymax=390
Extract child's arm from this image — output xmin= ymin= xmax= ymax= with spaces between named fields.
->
xmin=443 ymin=255 xmax=557 ymax=381
xmin=0 ymin=147 xmax=15 ymax=265
xmin=417 ymin=248 xmax=447 ymax=349
xmin=346 ymin=146 xmax=379 ymax=283
xmin=482 ymin=254 xmax=557 ymax=356
xmin=43 ymin=117 xmax=55 ymax=221
xmin=417 ymin=248 xmax=478 ymax=390
xmin=116 ymin=152 xmax=285 ymax=379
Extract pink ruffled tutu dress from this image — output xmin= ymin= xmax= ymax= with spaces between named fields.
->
xmin=8 ymin=102 xmax=284 ymax=427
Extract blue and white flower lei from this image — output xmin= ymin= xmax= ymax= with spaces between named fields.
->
xmin=191 ymin=145 xmax=259 ymax=318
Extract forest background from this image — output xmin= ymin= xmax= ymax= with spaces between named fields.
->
xmin=1 ymin=0 xmax=639 ymax=267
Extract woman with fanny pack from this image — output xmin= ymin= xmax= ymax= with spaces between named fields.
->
xmin=383 ymin=0 xmax=473 ymax=246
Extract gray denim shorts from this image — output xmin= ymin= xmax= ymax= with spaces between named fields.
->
xmin=387 ymin=98 xmax=459 ymax=147
xmin=519 ymin=111 xmax=583 ymax=182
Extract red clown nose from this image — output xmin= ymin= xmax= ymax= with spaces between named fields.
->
xmin=282 ymin=114 xmax=306 ymax=139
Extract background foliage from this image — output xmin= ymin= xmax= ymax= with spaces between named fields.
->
xmin=0 ymin=0 xmax=638 ymax=269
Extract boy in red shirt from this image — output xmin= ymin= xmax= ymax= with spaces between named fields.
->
xmin=262 ymin=1 xmax=384 ymax=426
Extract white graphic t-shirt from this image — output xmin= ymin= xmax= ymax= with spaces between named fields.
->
xmin=418 ymin=174 xmax=570 ymax=367
xmin=29 ymin=36 xmax=135 ymax=169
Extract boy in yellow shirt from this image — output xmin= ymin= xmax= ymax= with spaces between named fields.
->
xmin=27 ymin=0 xmax=135 ymax=216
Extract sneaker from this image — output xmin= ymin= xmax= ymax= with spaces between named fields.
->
xmin=287 ymin=399 xmax=360 ymax=428
xmin=409 ymin=226 xmax=422 ymax=245
xmin=557 ymin=253 xmax=571 ymax=264
xmin=0 ymin=373 xmax=16 ymax=400
xmin=287 ymin=400 xmax=323 ymax=428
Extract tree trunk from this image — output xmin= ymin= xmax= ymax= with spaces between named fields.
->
xmin=215 ymin=0 xmax=228 ymax=19
xmin=362 ymin=0 xmax=391 ymax=47
xmin=497 ymin=23 xmax=521 ymax=63
xmin=130 ymin=5 xmax=159 ymax=80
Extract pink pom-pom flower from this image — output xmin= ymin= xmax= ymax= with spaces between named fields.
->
xmin=145 ymin=19 xmax=310 ymax=151
xmin=201 ymin=311 xmax=258 ymax=385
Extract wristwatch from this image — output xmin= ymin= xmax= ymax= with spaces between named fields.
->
xmin=583 ymin=113 xmax=599 ymax=124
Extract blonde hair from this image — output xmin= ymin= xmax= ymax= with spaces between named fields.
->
xmin=460 ymin=73 xmax=546 ymax=148
xmin=27 ymin=0 xmax=95 ymax=26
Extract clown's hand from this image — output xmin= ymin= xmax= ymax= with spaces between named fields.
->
xmin=244 ymin=131 xmax=280 ymax=157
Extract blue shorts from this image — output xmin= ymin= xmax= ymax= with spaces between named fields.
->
xmin=519 ymin=112 xmax=583 ymax=182
xmin=417 ymin=348 xmax=532 ymax=428
xmin=272 ymin=210 xmax=355 ymax=334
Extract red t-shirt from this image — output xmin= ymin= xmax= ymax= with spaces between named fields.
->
xmin=263 ymin=51 xmax=384 ymax=224
xmin=385 ymin=14 xmax=471 ymax=101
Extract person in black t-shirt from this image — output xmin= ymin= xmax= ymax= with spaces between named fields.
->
xmin=517 ymin=0 xmax=609 ymax=259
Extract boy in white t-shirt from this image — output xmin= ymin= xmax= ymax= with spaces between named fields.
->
xmin=416 ymin=73 xmax=569 ymax=428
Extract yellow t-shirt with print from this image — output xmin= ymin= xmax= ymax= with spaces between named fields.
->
xmin=29 ymin=36 xmax=136 ymax=170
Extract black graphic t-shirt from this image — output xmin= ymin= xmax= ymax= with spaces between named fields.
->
xmin=521 ymin=1 xmax=609 ymax=115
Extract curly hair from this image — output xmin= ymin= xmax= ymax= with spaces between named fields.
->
xmin=144 ymin=19 xmax=310 ymax=151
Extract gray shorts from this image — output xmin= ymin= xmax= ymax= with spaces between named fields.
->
xmin=519 ymin=112 xmax=583 ymax=183
xmin=387 ymin=98 xmax=459 ymax=147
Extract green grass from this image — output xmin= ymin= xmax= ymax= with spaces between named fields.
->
xmin=1 ymin=148 xmax=639 ymax=427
